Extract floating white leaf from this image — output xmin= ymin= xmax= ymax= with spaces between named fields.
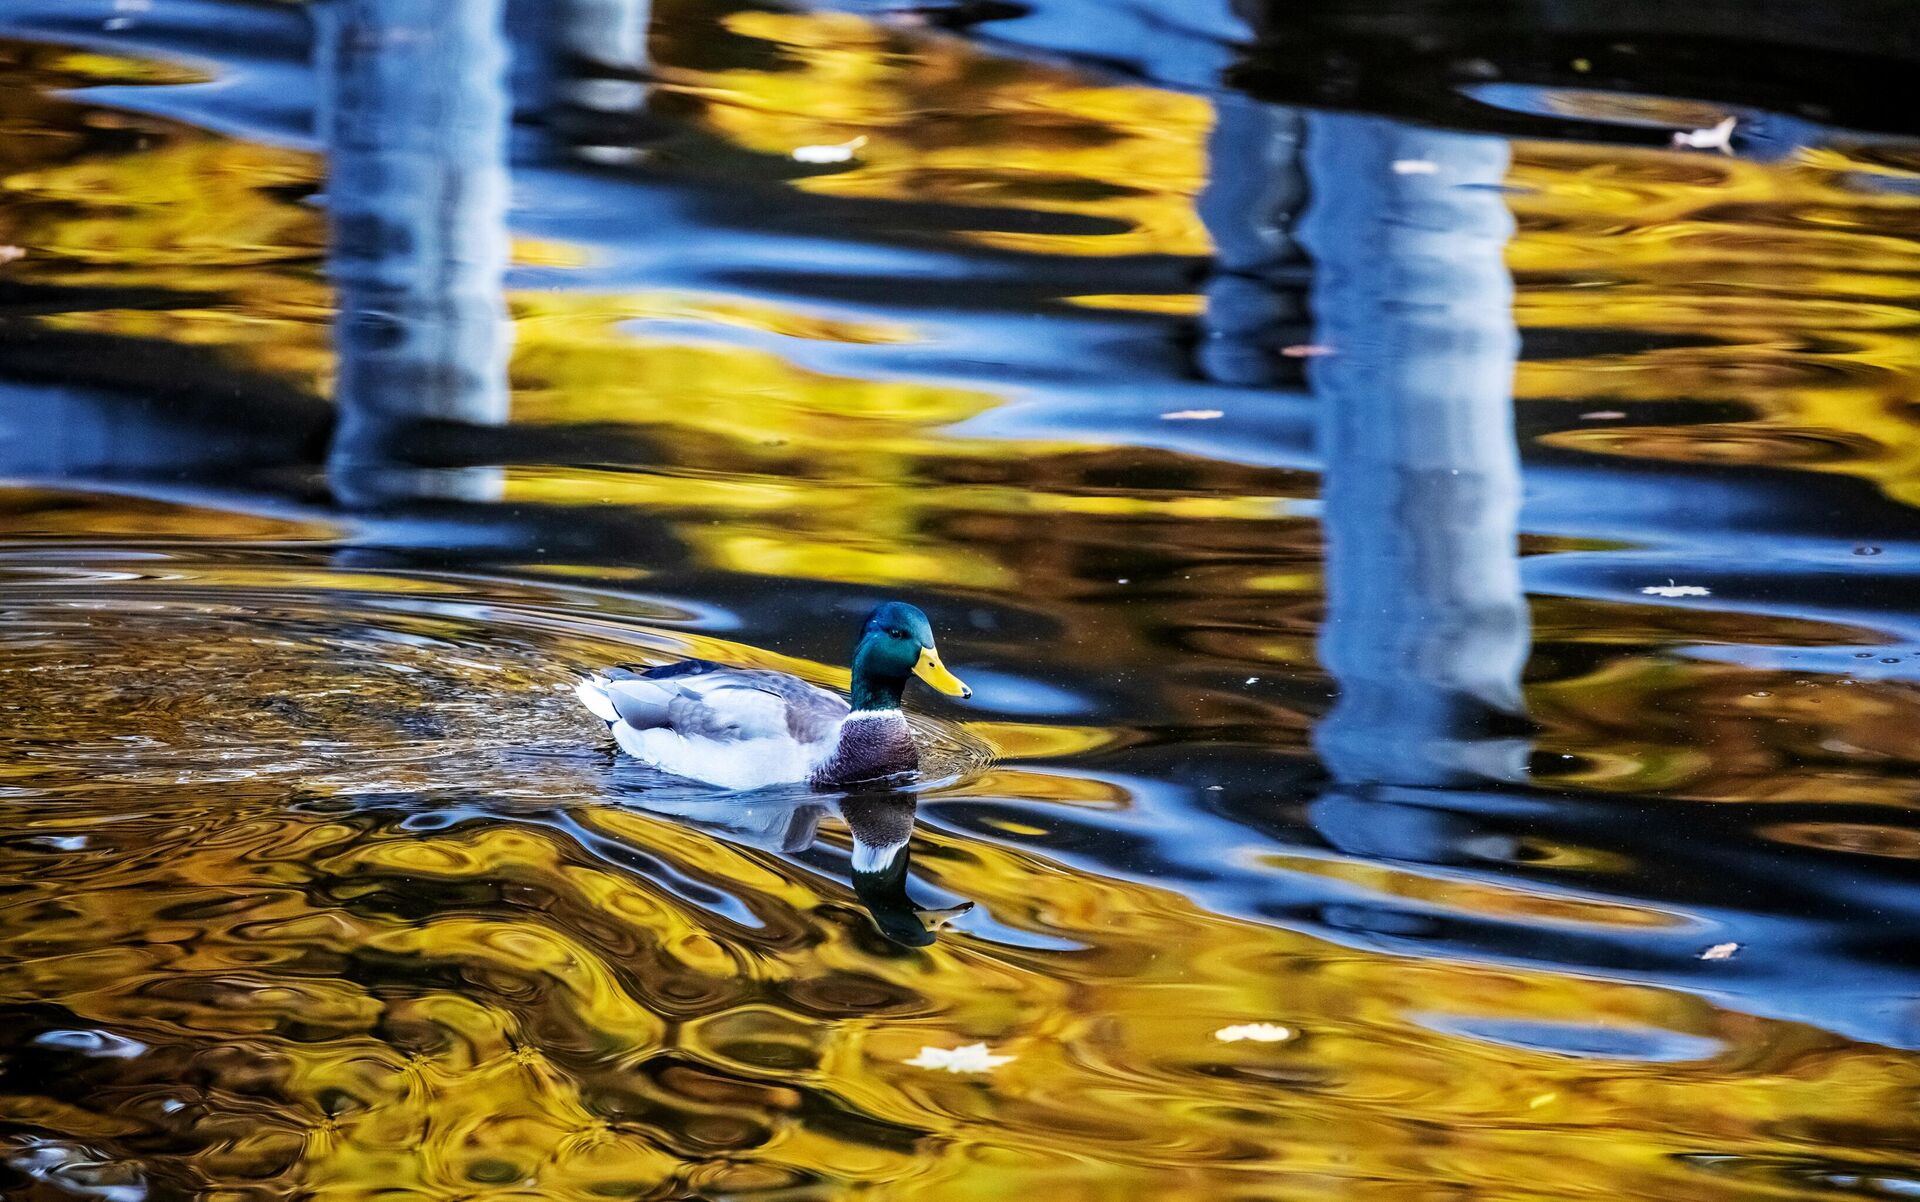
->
xmin=904 ymin=1043 xmax=1014 ymax=1073
xmin=1672 ymin=116 xmax=1737 ymax=153
xmin=1214 ymin=1023 xmax=1294 ymax=1043
xmin=1700 ymin=942 xmax=1740 ymax=961
xmin=1641 ymin=584 xmax=1711 ymax=598
xmin=1390 ymin=159 xmax=1439 ymax=175
xmin=792 ymin=136 xmax=868 ymax=164
xmin=1161 ymin=409 xmax=1224 ymax=421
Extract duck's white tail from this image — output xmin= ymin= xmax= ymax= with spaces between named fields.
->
xmin=574 ymin=674 xmax=620 ymax=723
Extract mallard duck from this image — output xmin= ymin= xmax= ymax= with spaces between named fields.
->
xmin=576 ymin=601 xmax=971 ymax=791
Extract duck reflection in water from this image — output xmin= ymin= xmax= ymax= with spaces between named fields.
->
xmin=617 ymin=781 xmax=972 ymax=947
xmin=838 ymin=787 xmax=973 ymax=947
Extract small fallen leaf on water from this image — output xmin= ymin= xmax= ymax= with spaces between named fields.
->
xmin=1281 ymin=343 xmax=1333 ymax=358
xmin=792 ymin=136 xmax=868 ymax=164
xmin=1214 ymin=1023 xmax=1294 ymax=1043
xmin=1672 ymin=116 xmax=1737 ymax=153
xmin=1391 ymin=159 xmax=1439 ymax=175
xmin=1580 ymin=410 xmax=1626 ymax=421
xmin=1160 ymin=409 xmax=1224 ymax=421
xmin=1700 ymin=942 xmax=1740 ymax=961
xmin=1641 ymin=583 xmax=1711 ymax=598
xmin=904 ymin=1043 xmax=1013 ymax=1073
xmin=0 ymin=246 xmax=23 ymax=264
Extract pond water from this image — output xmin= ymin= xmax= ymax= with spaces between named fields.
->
xmin=1 ymin=1 xmax=1919 ymax=1200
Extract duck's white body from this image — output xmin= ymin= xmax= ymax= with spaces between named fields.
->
xmin=576 ymin=661 xmax=918 ymax=791
xmin=607 ymin=720 xmax=828 ymax=791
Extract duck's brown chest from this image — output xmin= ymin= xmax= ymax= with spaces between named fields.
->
xmin=813 ymin=712 xmax=918 ymax=786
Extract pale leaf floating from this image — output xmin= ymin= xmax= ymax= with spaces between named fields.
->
xmin=1700 ymin=942 xmax=1741 ymax=961
xmin=1160 ymin=409 xmax=1224 ymax=421
xmin=1641 ymin=583 xmax=1711 ymax=598
xmin=1214 ymin=1023 xmax=1294 ymax=1043
xmin=904 ymin=1043 xmax=1014 ymax=1073
xmin=1280 ymin=343 xmax=1333 ymax=358
xmin=1390 ymin=159 xmax=1439 ymax=175
xmin=1672 ymin=115 xmax=1737 ymax=153
xmin=791 ymin=135 xmax=868 ymax=164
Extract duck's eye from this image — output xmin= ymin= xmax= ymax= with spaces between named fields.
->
xmin=889 ymin=629 xmax=909 ymax=640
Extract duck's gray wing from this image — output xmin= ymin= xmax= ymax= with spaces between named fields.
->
xmin=756 ymin=671 xmax=851 ymax=744
xmin=598 ymin=666 xmax=848 ymax=746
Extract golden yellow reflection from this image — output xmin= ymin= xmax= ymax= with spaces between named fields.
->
xmin=1511 ymin=140 xmax=1920 ymax=506
xmin=1063 ymin=292 xmax=1208 ymax=315
xmin=659 ymin=8 xmax=1214 ymax=257
xmin=1256 ymin=851 xmax=1686 ymax=928
xmin=0 ymin=82 xmax=330 ymax=392
xmin=9 ymin=764 xmax=1918 ymax=1201
xmin=0 ymin=485 xmax=336 ymax=541
xmin=509 ymin=295 xmax=1002 ymax=437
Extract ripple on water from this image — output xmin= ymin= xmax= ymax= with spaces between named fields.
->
xmin=1677 ymin=1153 xmax=1920 ymax=1200
xmin=1414 ymin=1013 xmax=1726 ymax=1062
xmin=0 ymin=551 xmax=993 ymax=801
xmin=0 ymin=556 xmax=1020 ymax=1198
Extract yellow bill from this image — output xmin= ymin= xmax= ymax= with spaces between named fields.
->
xmin=912 ymin=646 xmax=972 ymax=698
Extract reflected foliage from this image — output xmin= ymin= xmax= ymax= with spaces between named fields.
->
xmin=0 ymin=2 xmax=1918 ymax=1202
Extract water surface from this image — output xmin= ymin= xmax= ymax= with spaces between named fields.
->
xmin=1 ymin=2 xmax=1919 ymax=1200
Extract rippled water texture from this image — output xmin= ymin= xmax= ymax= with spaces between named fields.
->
xmin=2 ymin=2 xmax=1920 ymax=1200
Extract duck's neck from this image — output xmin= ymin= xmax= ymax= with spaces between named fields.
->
xmin=849 ymin=662 xmax=906 ymax=713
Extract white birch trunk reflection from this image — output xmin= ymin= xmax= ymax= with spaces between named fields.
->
xmin=564 ymin=0 xmax=652 ymax=69
xmin=1298 ymin=114 xmax=1531 ymax=791
xmin=317 ymin=0 xmax=513 ymax=505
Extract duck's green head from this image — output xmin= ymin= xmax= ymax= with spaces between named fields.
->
xmin=850 ymin=601 xmax=970 ymax=710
